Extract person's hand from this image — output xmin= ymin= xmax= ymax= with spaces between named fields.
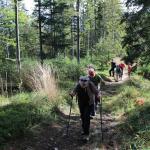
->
xmin=97 ymin=92 xmax=102 ymax=99
xmin=69 ymin=91 xmax=75 ymax=98
xmin=97 ymin=95 xmax=100 ymax=99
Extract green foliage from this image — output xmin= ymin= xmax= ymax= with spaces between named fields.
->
xmin=0 ymin=103 xmax=41 ymax=143
xmin=0 ymin=61 xmax=19 ymax=82
xmin=122 ymin=0 xmax=150 ymax=64
xmin=120 ymin=105 xmax=150 ymax=149
xmin=104 ymin=75 xmax=150 ymax=148
xmin=0 ymin=92 xmax=63 ymax=146
xmin=21 ymin=56 xmax=108 ymax=91
xmin=138 ymin=64 xmax=150 ymax=79
xmin=46 ymin=56 xmax=90 ymax=80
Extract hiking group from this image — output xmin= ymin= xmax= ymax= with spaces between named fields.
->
xmin=109 ymin=59 xmax=132 ymax=82
xmin=69 ymin=61 xmax=133 ymax=142
xmin=69 ymin=65 xmax=104 ymax=142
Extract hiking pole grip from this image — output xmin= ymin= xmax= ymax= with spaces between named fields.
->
xmin=66 ymin=96 xmax=73 ymax=136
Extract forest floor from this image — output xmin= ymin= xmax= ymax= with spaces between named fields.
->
xmin=5 ymin=70 xmax=130 ymax=150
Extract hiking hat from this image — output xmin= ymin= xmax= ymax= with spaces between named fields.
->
xmin=79 ymin=76 xmax=89 ymax=88
xmin=79 ymin=76 xmax=89 ymax=81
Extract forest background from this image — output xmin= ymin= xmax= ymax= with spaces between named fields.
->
xmin=0 ymin=0 xmax=150 ymax=149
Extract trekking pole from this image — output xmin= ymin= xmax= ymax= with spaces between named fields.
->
xmin=100 ymin=92 xmax=103 ymax=143
xmin=66 ymin=96 xmax=73 ymax=136
xmin=99 ymin=78 xmax=103 ymax=143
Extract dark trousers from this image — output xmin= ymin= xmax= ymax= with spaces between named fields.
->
xmin=78 ymin=103 xmax=91 ymax=135
xmin=109 ymin=68 xmax=115 ymax=77
xmin=120 ymin=68 xmax=123 ymax=75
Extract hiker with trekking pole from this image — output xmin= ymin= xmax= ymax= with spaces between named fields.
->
xmin=69 ymin=76 xmax=100 ymax=141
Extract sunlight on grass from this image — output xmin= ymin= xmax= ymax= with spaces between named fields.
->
xmin=0 ymin=96 xmax=10 ymax=107
xmin=105 ymin=75 xmax=150 ymax=149
xmin=0 ymin=92 xmax=65 ymax=145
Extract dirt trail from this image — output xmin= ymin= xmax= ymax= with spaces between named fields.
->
xmin=7 ymin=71 xmax=129 ymax=150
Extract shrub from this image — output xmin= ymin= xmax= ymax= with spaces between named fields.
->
xmin=138 ymin=65 xmax=150 ymax=79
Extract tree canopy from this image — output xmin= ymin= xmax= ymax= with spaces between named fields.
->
xmin=122 ymin=0 xmax=150 ymax=64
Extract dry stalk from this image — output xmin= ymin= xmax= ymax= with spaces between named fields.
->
xmin=23 ymin=64 xmax=58 ymax=100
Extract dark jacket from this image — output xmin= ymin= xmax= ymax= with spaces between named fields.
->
xmin=73 ymin=81 xmax=99 ymax=105
xmin=111 ymin=62 xmax=116 ymax=69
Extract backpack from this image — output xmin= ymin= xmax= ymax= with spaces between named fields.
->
xmin=116 ymin=66 xmax=121 ymax=73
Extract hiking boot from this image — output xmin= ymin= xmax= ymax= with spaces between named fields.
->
xmin=91 ymin=112 xmax=96 ymax=116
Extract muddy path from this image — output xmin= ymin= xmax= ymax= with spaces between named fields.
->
xmin=6 ymin=72 xmax=129 ymax=150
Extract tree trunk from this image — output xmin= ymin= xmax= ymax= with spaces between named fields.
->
xmin=14 ymin=0 xmax=21 ymax=73
xmin=77 ymin=0 xmax=80 ymax=63
xmin=38 ymin=0 xmax=43 ymax=65
xmin=14 ymin=0 xmax=22 ymax=92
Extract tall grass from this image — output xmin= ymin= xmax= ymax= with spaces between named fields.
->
xmin=22 ymin=64 xmax=58 ymax=100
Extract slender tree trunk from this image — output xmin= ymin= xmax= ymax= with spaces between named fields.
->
xmin=77 ymin=0 xmax=80 ymax=63
xmin=71 ymin=27 xmax=74 ymax=59
xmin=94 ymin=0 xmax=97 ymax=44
xmin=90 ymin=21 xmax=93 ymax=61
xmin=10 ymin=80 xmax=13 ymax=96
xmin=14 ymin=0 xmax=22 ymax=92
xmin=0 ymin=75 xmax=4 ymax=95
xmin=14 ymin=0 xmax=21 ymax=73
xmin=87 ymin=31 xmax=90 ymax=57
xmin=38 ymin=0 xmax=43 ymax=65
xmin=5 ymin=72 xmax=8 ymax=97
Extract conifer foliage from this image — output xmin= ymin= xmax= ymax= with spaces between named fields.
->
xmin=122 ymin=0 xmax=150 ymax=64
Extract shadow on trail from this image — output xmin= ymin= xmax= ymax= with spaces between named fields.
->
xmin=0 ymin=103 xmax=42 ymax=146
xmin=3 ymin=106 xmax=95 ymax=150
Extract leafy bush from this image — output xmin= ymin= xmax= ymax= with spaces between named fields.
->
xmin=48 ymin=57 xmax=87 ymax=81
xmin=0 ymin=103 xmax=41 ymax=143
xmin=138 ymin=65 xmax=150 ymax=79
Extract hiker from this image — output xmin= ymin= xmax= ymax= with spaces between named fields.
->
xmin=87 ymin=68 xmax=104 ymax=117
xmin=70 ymin=76 xmax=100 ymax=141
xmin=119 ymin=62 xmax=125 ymax=76
xmin=109 ymin=60 xmax=116 ymax=77
xmin=128 ymin=63 xmax=132 ymax=78
xmin=114 ymin=65 xmax=122 ymax=81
